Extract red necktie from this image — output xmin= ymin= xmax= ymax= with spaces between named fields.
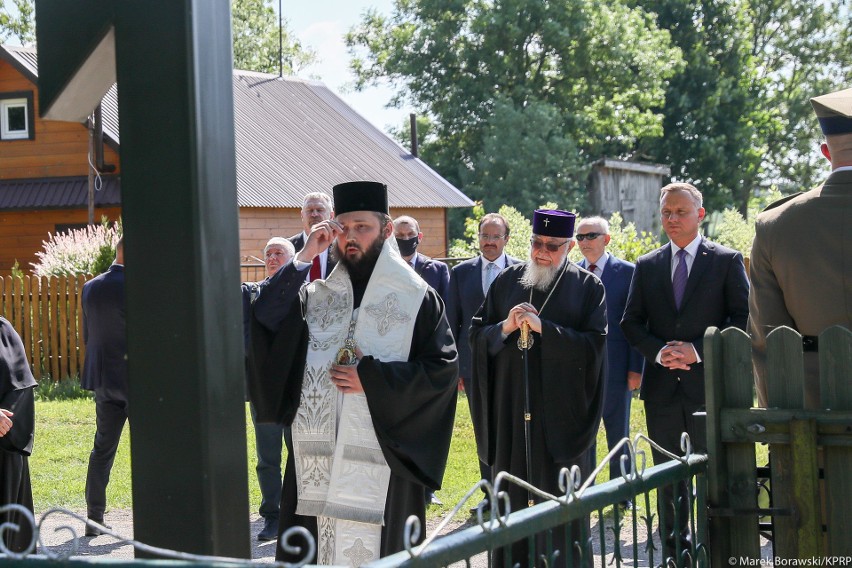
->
xmin=588 ymin=263 xmax=598 ymax=275
xmin=310 ymin=256 xmax=322 ymax=281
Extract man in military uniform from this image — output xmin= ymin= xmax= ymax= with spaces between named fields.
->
xmin=749 ymin=87 xmax=852 ymax=408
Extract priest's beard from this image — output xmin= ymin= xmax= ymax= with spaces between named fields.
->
xmin=520 ymin=258 xmax=565 ymax=291
xmin=332 ymin=234 xmax=385 ymax=283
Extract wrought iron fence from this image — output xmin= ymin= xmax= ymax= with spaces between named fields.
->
xmin=2 ymin=435 xmax=708 ymax=568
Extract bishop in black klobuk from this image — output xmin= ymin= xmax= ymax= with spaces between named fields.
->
xmin=469 ymin=208 xmax=607 ymax=567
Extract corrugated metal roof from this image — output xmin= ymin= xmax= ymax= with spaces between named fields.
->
xmin=0 ymin=43 xmax=37 ymax=81
xmin=231 ymin=71 xmax=473 ymax=208
xmin=0 ymin=176 xmax=121 ymax=210
xmin=1 ymin=44 xmax=473 ymax=210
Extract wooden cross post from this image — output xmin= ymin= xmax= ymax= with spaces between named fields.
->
xmin=35 ymin=0 xmax=250 ymax=557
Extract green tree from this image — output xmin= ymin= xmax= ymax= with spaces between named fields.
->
xmin=628 ymin=0 xmax=850 ymax=214
xmin=231 ymin=0 xmax=316 ymax=74
xmin=1 ymin=0 xmax=316 ymax=75
xmin=0 ymin=0 xmax=35 ymax=44
xmin=348 ymin=0 xmax=683 ymax=234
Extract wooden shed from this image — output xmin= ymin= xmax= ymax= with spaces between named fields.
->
xmin=587 ymin=158 xmax=671 ymax=236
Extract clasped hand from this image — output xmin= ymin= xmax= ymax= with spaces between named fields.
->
xmin=329 ymin=347 xmax=365 ymax=393
xmin=0 ymin=409 xmax=13 ymax=438
xmin=502 ymin=302 xmax=542 ymax=335
xmin=659 ymin=340 xmax=697 ymax=371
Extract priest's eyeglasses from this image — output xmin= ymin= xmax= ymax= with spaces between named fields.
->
xmin=530 ymin=238 xmax=569 ymax=252
xmin=575 ymin=232 xmax=602 ymax=241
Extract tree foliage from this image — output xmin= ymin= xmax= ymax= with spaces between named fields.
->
xmin=348 ymin=0 xmax=683 ymax=225
xmin=231 ymin=0 xmax=316 ymax=74
xmin=350 ymin=0 xmax=849 ymax=231
xmin=624 ymin=0 xmax=850 ymax=214
xmin=0 ymin=0 xmax=35 ymax=44
xmin=1 ymin=0 xmax=315 ymax=75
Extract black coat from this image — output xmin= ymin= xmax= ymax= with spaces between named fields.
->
xmin=447 ymin=254 xmax=521 ymax=379
xmin=469 ymin=262 xmax=607 ymax=467
xmin=81 ymin=264 xmax=127 ymax=393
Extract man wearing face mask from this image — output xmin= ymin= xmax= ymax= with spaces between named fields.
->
xmin=393 ymin=216 xmax=450 ymax=303
xmin=392 ymin=215 xmax=452 ymax=506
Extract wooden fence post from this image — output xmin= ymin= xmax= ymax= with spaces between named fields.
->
xmin=820 ymin=326 xmax=852 ymax=554
xmin=765 ymin=326 xmax=806 ymax=557
xmin=705 ymin=326 xmax=759 ymax=561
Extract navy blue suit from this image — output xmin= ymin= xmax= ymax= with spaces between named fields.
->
xmin=242 ymin=279 xmax=286 ymax=529
xmin=81 ymin=264 xmax=127 ymax=523
xmin=412 ymin=252 xmax=450 ymax=303
xmin=447 ymin=254 xmax=520 ymax=488
xmin=578 ymin=255 xmax=643 ymax=480
xmin=621 ymin=238 xmax=748 ymax=553
xmin=288 ymin=233 xmax=336 ymax=277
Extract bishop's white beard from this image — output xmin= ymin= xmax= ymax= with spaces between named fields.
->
xmin=520 ymin=258 xmax=564 ymax=291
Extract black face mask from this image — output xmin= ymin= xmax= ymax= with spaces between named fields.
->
xmin=396 ymin=236 xmax=420 ymax=257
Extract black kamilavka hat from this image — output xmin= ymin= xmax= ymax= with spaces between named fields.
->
xmin=332 ymin=181 xmax=388 ymax=215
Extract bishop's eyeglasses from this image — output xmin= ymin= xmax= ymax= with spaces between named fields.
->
xmin=530 ymin=238 xmax=569 ymax=252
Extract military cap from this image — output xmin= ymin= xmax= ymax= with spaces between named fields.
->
xmin=811 ymin=87 xmax=852 ymax=136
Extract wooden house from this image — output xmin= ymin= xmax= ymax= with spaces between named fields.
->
xmin=0 ymin=44 xmax=473 ymax=276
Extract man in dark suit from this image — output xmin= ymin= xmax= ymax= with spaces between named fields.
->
xmin=393 ymin=215 xmax=450 ymax=302
xmin=621 ymin=183 xmax=749 ymax=560
xmin=447 ymin=212 xmax=519 ymax=511
xmin=82 ymin=237 xmax=127 ymax=537
xmin=575 ymin=216 xmax=643 ymax=492
xmin=242 ymin=237 xmax=295 ymax=541
xmin=393 ymin=214 xmax=451 ymax=506
xmin=288 ymin=192 xmax=335 ymax=281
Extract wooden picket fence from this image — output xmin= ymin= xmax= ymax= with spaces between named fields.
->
xmin=704 ymin=324 xmax=852 ymax=559
xmin=0 ymin=274 xmax=93 ymax=381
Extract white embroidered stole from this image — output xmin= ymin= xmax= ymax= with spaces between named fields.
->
xmin=293 ymin=238 xmax=427 ymax=566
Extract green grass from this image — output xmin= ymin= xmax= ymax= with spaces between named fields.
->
xmin=31 ymin=391 xmax=702 ymax=518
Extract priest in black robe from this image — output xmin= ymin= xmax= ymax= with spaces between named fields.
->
xmin=0 ymin=317 xmax=37 ymax=554
xmin=248 ymin=181 xmax=458 ymax=565
xmin=470 ymin=209 xmax=606 ymax=567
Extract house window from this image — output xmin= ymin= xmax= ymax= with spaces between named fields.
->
xmin=1 ymin=92 xmax=35 ymax=141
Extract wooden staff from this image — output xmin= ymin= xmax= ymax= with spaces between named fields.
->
xmin=519 ymin=321 xmax=534 ymax=507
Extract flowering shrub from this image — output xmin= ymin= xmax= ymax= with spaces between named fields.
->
xmin=31 ymin=218 xmax=122 ymax=276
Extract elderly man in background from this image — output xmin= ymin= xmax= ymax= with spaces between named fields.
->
xmin=241 ymin=237 xmax=295 ymax=541
xmin=749 ymin=87 xmax=852 ymax=409
xmin=469 ymin=209 xmax=606 ymax=566
xmin=289 ymin=192 xmax=335 ymax=282
xmin=575 ymin=216 xmax=643 ymax=497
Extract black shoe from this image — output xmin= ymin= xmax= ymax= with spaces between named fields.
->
xmin=619 ymin=499 xmax=634 ymax=510
xmin=426 ymin=491 xmax=443 ymax=506
xmin=257 ymin=517 xmax=278 ymax=542
xmin=469 ymin=498 xmax=491 ymax=514
xmin=85 ymin=519 xmax=110 ymax=537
